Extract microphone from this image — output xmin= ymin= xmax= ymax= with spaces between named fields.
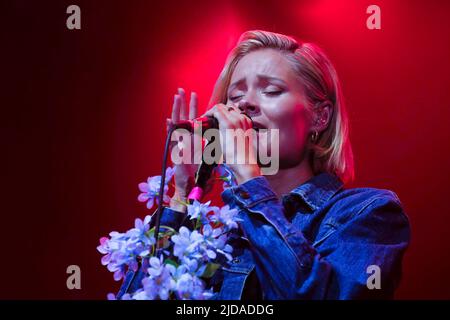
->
xmin=188 ymin=155 xmax=217 ymax=202
xmin=172 ymin=113 xmax=253 ymax=202
xmin=171 ymin=113 xmax=254 ymax=133
xmin=166 ymin=117 xmax=220 ymax=202
xmin=171 ymin=116 xmax=218 ymax=133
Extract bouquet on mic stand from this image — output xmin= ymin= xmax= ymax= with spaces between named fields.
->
xmin=97 ymin=164 xmax=240 ymax=300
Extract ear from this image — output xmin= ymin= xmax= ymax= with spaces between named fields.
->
xmin=311 ymin=101 xmax=333 ymax=133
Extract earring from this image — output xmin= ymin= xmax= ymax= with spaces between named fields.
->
xmin=311 ymin=130 xmax=318 ymax=143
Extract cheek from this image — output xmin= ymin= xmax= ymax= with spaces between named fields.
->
xmin=279 ymin=109 xmax=310 ymax=161
xmin=278 ymin=124 xmax=308 ymax=157
xmin=268 ymin=101 xmax=310 ymax=144
xmin=258 ymin=108 xmax=310 ymax=164
xmin=255 ymin=126 xmax=308 ymax=167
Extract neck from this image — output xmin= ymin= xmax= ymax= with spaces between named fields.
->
xmin=265 ymin=161 xmax=313 ymax=197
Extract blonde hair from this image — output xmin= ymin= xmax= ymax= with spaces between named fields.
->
xmin=209 ymin=30 xmax=354 ymax=183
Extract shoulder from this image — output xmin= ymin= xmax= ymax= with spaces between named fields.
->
xmin=327 ymin=187 xmax=409 ymax=226
xmin=336 ymin=187 xmax=402 ymax=208
xmin=320 ymin=187 xmax=411 ymax=246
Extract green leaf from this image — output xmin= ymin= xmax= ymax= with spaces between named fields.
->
xmin=201 ymin=263 xmax=221 ymax=278
xmin=165 ymin=259 xmax=179 ymax=268
xmin=195 ymin=218 xmax=203 ymax=230
xmin=145 ymin=227 xmax=155 ymax=238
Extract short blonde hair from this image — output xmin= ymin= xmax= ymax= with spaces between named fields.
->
xmin=209 ymin=30 xmax=354 ymax=183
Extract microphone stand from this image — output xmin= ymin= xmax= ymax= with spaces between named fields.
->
xmin=153 ymin=120 xmax=221 ymax=255
xmin=153 ymin=124 xmax=175 ymax=255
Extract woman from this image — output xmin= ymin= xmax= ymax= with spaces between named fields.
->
xmin=118 ymin=30 xmax=410 ymax=299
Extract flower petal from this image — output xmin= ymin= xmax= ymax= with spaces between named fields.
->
xmin=138 ymin=182 xmax=149 ymax=192
xmin=138 ymin=193 xmax=149 ymax=202
xmin=146 ymin=198 xmax=154 ymax=209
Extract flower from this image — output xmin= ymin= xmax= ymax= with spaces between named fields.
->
xmin=107 ymin=293 xmax=116 ymax=300
xmin=138 ymin=167 xmax=175 ymax=209
xmin=99 ymin=166 xmax=243 ymax=300
xmin=97 ymin=215 xmax=155 ymax=280
xmin=209 ymin=205 xmax=241 ymax=231
xmin=174 ymin=271 xmax=212 ymax=300
xmin=179 ymin=257 xmax=200 ymax=274
xmin=171 ymin=226 xmax=204 ymax=260
xmin=186 ymin=200 xmax=217 ymax=223
xmin=125 ymin=215 xmax=154 ymax=257
xmin=142 ymin=256 xmax=176 ymax=300
xmin=107 ymin=292 xmax=134 ymax=300
xmin=169 ymin=260 xmax=213 ymax=300
xmin=97 ymin=232 xmax=133 ymax=280
xmin=129 ymin=290 xmax=147 ymax=300
xmin=202 ymin=224 xmax=233 ymax=261
xmin=215 ymin=164 xmax=237 ymax=189
xmin=172 ymin=224 xmax=231 ymax=263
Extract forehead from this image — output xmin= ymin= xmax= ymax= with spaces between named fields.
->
xmin=230 ymin=48 xmax=298 ymax=84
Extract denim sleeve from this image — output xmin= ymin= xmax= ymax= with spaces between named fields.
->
xmin=221 ymin=176 xmax=410 ymax=299
xmin=116 ymin=206 xmax=188 ymax=299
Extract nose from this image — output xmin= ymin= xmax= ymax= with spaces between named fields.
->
xmin=236 ymin=99 xmax=259 ymax=116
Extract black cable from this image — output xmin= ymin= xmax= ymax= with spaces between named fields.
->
xmin=153 ymin=125 xmax=175 ymax=254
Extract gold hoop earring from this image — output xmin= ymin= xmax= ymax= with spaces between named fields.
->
xmin=311 ymin=130 xmax=318 ymax=143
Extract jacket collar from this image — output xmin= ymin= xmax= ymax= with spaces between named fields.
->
xmin=289 ymin=172 xmax=344 ymax=212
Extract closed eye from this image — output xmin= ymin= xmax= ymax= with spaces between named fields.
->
xmin=229 ymin=95 xmax=244 ymax=101
xmin=263 ymin=90 xmax=283 ymax=96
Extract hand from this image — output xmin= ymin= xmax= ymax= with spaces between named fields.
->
xmin=203 ymin=104 xmax=261 ymax=185
xmin=168 ymin=88 xmax=200 ymax=212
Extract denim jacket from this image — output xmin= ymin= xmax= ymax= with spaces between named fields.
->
xmin=117 ymin=173 xmax=410 ymax=300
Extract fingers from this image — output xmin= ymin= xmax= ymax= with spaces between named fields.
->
xmin=189 ymin=91 xmax=198 ymax=120
xmin=204 ymin=104 xmax=252 ymax=130
xmin=171 ymin=94 xmax=181 ymax=124
xmin=172 ymin=89 xmax=251 ymax=135
xmin=210 ymin=106 xmax=233 ymax=129
xmin=178 ymin=88 xmax=188 ymax=120
xmin=172 ymin=88 xmax=198 ymax=123
xmin=226 ymin=105 xmax=253 ymax=130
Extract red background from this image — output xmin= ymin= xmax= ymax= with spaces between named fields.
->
xmin=2 ymin=0 xmax=450 ymax=299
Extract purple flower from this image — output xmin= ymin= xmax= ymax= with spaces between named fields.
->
xmin=97 ymin=217 xmax=155 ymax=281
xmin=129 ymin=291 xmax=147 ymax=300
xmin=142 ymin=256 xmax=176 ymax=300
xmin=209 ymin=205 xmax=240 ymax=231
xmin=97 ymin=232 xmax=131 ymax=280
xmin=175 ymin=272 xmax=210 ymax=300
xmin=179 ymin=257 xmax=199 ymax=274
xmin=99 ymin=166 xmax=243 ymax=300
xmin=171 ymin=226 xmax=204 ymax=259
xmin=186 ymin=200 xmax=217 ymax=223
xmin=138 ymin=167 xmax=175 ymax=209
xmin=108 ymin=292 xmax=133 ymax=300
xmin=202 ymin=225 xmax=233 ymax=261
xmin=172 ymin=225 xmax=227 ymax=262
xmin=107 ymin=293 xmax=116 ymax=300
xmin=215 ymin=164 xmax=237 ymax=189
xmin=171 ymin=261 xmax=214 ymax=300
xmin=125 ymin=215 xmax=154 ymax=256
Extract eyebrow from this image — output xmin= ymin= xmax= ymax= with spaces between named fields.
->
xmin=228 ymin=75 xmax=287 ymax=92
